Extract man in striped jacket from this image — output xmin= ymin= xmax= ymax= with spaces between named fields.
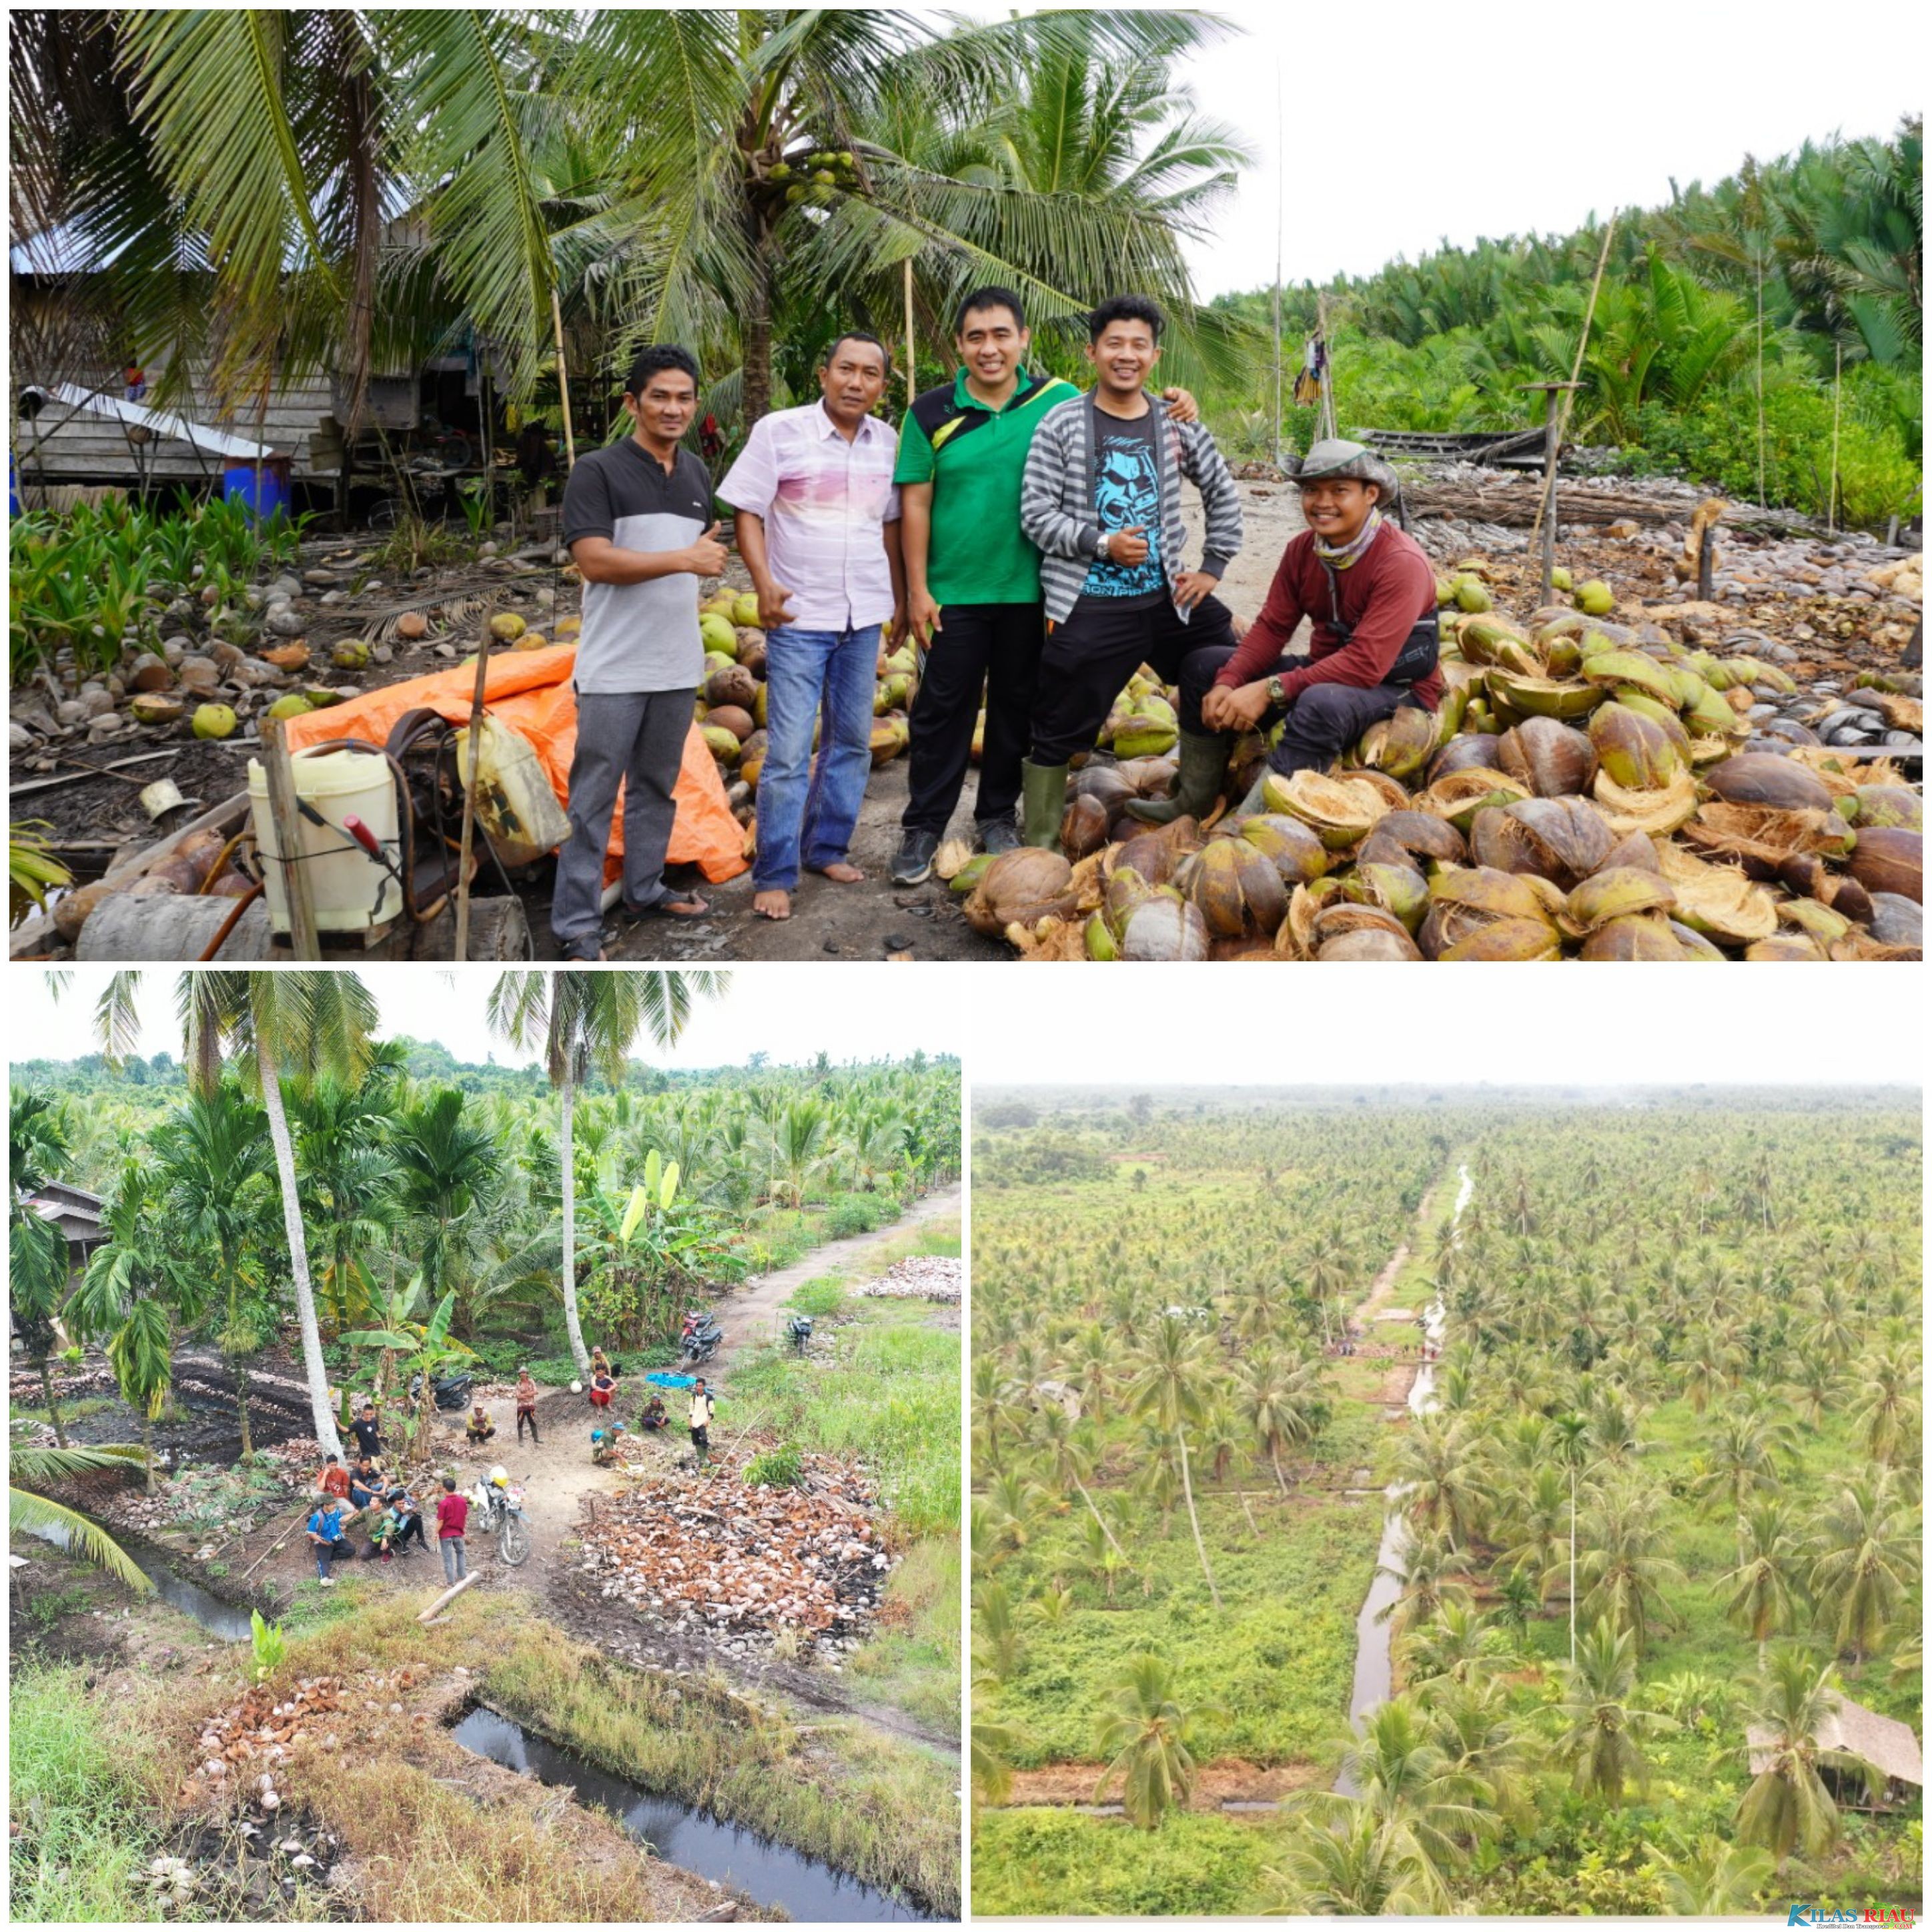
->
xmin=1016 ymin=294 xmax=1244 ymax=845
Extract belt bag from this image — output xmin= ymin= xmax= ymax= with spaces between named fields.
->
xmin=1320 ymin=558 xmax=1440 ymax=687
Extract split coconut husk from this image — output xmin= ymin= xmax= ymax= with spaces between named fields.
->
xmin=1178 ymin=837 xmax=1290 ymax=940
xmin=1496 ymin=716 xmax=1597 ymax=797
xmin=1468 ymin=796 xmax=1617 ymax=890
xmin=1259 ymin=770 xmax=1391 ymax=849
xmin=1701 ymin=752 xmax=1836 ymax=813
xmin=963 ymin=849 xmax=1078 ymax=937
xmin=1655 ymin=845 xmax=1780 ymax=947
xmin=1680 ymin=803 xmax=1853 ymax=878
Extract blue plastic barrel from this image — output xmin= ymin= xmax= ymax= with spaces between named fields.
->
xmin=9 ymin=452 xmax=19 ymax=517
xmin=222 ymin=456 xmax=292 ymax=521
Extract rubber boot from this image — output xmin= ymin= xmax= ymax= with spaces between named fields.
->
xmin=1125 ymin=730 xmax=1229 ymax=825
xmin=1233 ymin=771 xmax=1272 ymax=819
xmin=1020 ymin=759 xmax=1069 ymax=848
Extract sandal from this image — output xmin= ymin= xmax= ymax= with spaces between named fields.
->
xmin=620 ymin=892 xmax=710 ymax=923
xmin=557 ymin=932 xmax=607 ymax=963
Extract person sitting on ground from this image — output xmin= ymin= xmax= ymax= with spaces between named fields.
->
xmin=386 ymin=1485 xmax=428 ymax=1554
xmin=368 ymin=1498 xmax=402 ymax=1562
xmin=466 ymin=1402 xmax=496 ymax=1447
xmin=591 ymin=1422 xmax=628 ymax=1468
xmin=1142 ymin=439 xmax=1443 ymax=823
xmin=317 ymin=1453 xmax=351 ymax=1503
xmin=588 ymin=1367 xmax=617 ymax=1410
xmin=590 ymin=1347 xmax=619 ymax=1385
xmin=514 ymin=1368 xmax=540 ymax=1445
xmin=348 ymin=1454 xmax=385 ymax=1512
xmin=349 ymin=1401 xmax=384 ymax=1464
xmin=306 ymin=1494 xmax=352 ymax=1585
xmin=687 ymin=1378 xmax=715 ymax=1462
xmin=435 ymin=1475 xmax=469 ymax=1584
xmin=638 ymin=1394 xmax=668 ymax=1432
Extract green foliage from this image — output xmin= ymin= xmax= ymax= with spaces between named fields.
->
xmin=825 ymin=1191 xmax=895 ymax=1238
xmin=973 ymin=1810 xmax=1270 ymax=1917
xmin=743 ymin=1443 xmax=805 ymax=1488
xmin=250 ymin=1606 xmax=288 ymax=1682
xmin=788 ymin=1277 xmax=848 ymax=1319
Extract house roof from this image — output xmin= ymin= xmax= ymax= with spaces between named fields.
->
xmin=1749 ymin=1697 xmax=1924 ymax=1787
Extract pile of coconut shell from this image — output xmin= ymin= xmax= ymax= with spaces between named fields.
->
xmin=578 ymin=1451 xmax=893 ymax=1636
xmin=948 ymin=601 xmax=1921 ymax=962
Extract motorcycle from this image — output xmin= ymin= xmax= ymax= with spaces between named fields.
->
xmin=680 ymin=1311 xmax=723 ymax=1364
xmin=408 ymin=1370 xmax=474 ymax=1412
xmin=469 ymin=1468 xmax=530 ymax=1566
xmin=788 ymin=1314 xmax=814 ymax=1355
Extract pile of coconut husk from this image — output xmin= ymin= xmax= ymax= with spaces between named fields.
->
xmin=951 ymin=566 xmax=1921 ymax=962
xmin=577 ymin=1449 xmax=893 ymax=1636
xmin=854 ymin=1256 xmax=963 ymax=1304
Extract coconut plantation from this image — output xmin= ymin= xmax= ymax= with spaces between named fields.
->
xmin=969 ymin=1085 xmax=1922 ymax=1917
xmin=9 ymin=966 xmax=963 ymax=1923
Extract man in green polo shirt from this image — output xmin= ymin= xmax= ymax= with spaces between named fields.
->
xmin=890 ymin=286 xmax=1195 ymax=883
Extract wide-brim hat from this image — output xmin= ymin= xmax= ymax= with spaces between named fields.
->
xmin=1290 ymin=438 xmax=1401 ymax=502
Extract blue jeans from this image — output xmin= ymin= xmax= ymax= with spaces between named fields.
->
xmin=755 ymin=624 xmax=880 ymax=891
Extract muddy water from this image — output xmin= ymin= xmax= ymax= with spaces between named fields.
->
xmin=23 ymin=1519 xmax=255 ymax=1642
xmin=450 ymin=1706 xmax=935 ymax=1922
xmin=1336 ymin=1165 xmax=1470 ymax=1791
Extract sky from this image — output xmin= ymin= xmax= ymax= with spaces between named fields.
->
xmin=968 ymin=971 xmax=1924 ymax=1089
xmin=8 ymin=966 xmax=972 ymax=1071
xmin=1107 ymin=1 xmax=1920 ymax=297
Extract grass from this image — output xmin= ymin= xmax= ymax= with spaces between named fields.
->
xmin=8 ymin=1663 xmax=176 ymax=1923
xmin=845 ymin=1536 xmax=963 ymax=1737
xmin=483 ymin=1616 xmax=961 ymax=1915
xmin=973 ymin=1808 xmax=1278 ymax=1917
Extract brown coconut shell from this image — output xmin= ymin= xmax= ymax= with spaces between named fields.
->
xmin=1317 ymin=928 xmax=1423 ymax=961
xmin=1181 ymin=839 xmax=1289 ymax=940
xmin=1059 ymin=793 xmax=1113 ymax=861
xmin=1702 ymin=752 xmax=1835 ymax=813
xmin=1426 ymin=735 xmax=1504 ymax=784
xmin=1578 ymin=914 xmax=1689 ymax=961
xmin=705 ymin=664 xmax=758 ymax=711
xmin=1119 ymin=895 xmax=1210 ymax=961
xmin=1496 ymin=716 xmax=1598 ymax=797
xmin=963 ymin=849 xmax=1078 ymax=937
xmin=706 ymin=704 xmax=755 ymax=743
xmin=1844 ymin=826 xmax=1921 ymax=903
xmin=1238 ymin=815 xmax=1332 ymax=886
xmin=1680 ymin=803 xmax=1851 ymax=879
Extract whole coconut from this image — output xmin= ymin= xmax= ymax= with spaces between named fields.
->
xmin=706 ymin=664 xmax=758 ymax=710
xmin=707 ymin=704 xmax=755 ymax=743
xmin=1845 ymin=827 xmax=1921 ymax=903
xmin=1497 ymin=716 xmax=1597 ymax=797
xmin=964 ymin=849 xmax=1077 ymax=937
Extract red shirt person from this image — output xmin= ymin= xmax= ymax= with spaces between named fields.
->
xmin=1133 ymin=440 xmax=1442 ymax=826
xmin=434 ymin=1477 xmax=470 ymax=1584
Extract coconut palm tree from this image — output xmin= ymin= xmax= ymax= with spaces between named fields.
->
xmin=1807 ymin=1473 xmax=1921 ymax=1664
xmin=1721 ymin=1498 xmax=1806 ymax=1662
xmin=1734 ymin=1643 xmax=1877 ymax=1865
xmin=1552 ymin=1616 xmax=1676 ymax=1804
xmin=1847 ymin=1342 xmax=1921 ymax=1467
xmin=1268 ymin=1808 xmax=1438 ymax=1916
xmin=1400 ymin=1600 xmax=1513 ymax=1695
xmin=488 ymin=971 xmax=726 ymax=1378
xmin=1576 ymin=1476 xmax=1685 ymax=1654
xmin=388 ymin=1085 xmax=504 ymax=1326
xmin=1093 ymin=1650 xmax=1218 ymax=1830
xmin=1237 ymin=1348 xmax=1329 ymax=1494
xmin=290 ymin=1061 xmax=406 ymax=1331
xmin=1127 ymin=1314 xmax=1222 ymax=1610
xmin=1299 ymin=1698 xmax=1490 ymax=1908
xmin=1028 ymin=1406 xmax=1127 ymax=1562
xmin=1645 ymin=1834 xmax=1776 ymax=1914
xmin=9 ymin=1086 xmax=77 ymax=1446
xmin=1392 ymin=1414 xmax=1488 ymax=1550
xmin=9 ymin=1442 xmax=153 ymax=1593
xmin=970 ymin=1682 xmax=1022 ymax=1815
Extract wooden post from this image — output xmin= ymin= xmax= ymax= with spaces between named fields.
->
xmin=1697 ymin=521 xmax=1717 ymax=601
xmin=417 ymin=1569 xmax=480 ymax=1624
xmin=260 ymin=716 xmax=320 ymax=959
xmin=550 ymin=283 xmax=577 ymax=468
xmin=1315 ymin=292 xmax=1338 ymax=443
xmin=1520 ymin=382 xmax=1582 ymax=606
xmin=1827 ymin=340 xmax=1843 ymax=534
xmin=903 ymin=256 xmax=917 ymax=411
xmin=1270 ymin=61 xmax=1284 ymax=467
xmin=242 ymin=1502 xmax=317 ymax=1582
xmin=454 ymin=640 xmax=491 ymax=961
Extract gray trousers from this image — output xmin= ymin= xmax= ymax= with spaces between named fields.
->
xmin=552 ymin=689 xmax=691 ymax=942
xmin=440 ymin=1534 xmax=467 ymax=1583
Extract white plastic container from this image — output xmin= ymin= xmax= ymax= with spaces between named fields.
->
xmin=455 ymin=713 xmax=570 ymax=868
xmin=247 ymin=746 xmax=402 ymax=932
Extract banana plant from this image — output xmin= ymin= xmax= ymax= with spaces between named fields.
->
xmin=338 ymin=1276 xmax=475 ymax=1450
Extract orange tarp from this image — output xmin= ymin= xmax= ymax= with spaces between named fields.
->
xmin=282 ymin=644 xmax=747 ymax=884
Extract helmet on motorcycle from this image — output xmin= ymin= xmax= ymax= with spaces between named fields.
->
xmin=488 ymin=1464 xmax=509 ymax=1487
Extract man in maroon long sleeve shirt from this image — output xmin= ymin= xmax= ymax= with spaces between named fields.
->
xmin=1129 ymin=440 xmax=1442 ymax=823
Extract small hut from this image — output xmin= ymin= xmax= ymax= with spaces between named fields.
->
xmin=1749 ymin=1697 xmax=1924 ymax=1810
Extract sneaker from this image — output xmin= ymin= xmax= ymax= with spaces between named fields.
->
xmin=318 ymin=1576 xmax=335 ymax=1587
xmin=889 ymin=829 xmax=940 ymax=886
xmin=977 ymin=816 xmax=1021 ymax=856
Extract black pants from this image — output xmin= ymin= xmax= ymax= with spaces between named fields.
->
xmin=903 ymin=602 xmax=1041 ymax=835
xmin=1030 ymin=594 xmax=1238 ymax=765
xmin=1175 ymin=644 xmax=1421 ymax=780
xmin=394 ymin=1512 xmax=428 ymax=1551
xmin=516 ymin=1406 xmax=539 ymax=1444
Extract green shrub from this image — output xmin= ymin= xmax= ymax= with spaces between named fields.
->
xmin=744 ymin=1444 xmax=805 ymax=1488
xmin=826 ymin=1192 xmax=889 ymax=1238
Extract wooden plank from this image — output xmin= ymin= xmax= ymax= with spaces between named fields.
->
xmin=260 ymin=719 xmax=321 ymax=959
xmin=417 ymin=1570 xmax=480 ymax=1623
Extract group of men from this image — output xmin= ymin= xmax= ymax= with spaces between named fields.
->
xmin=553 ymin=286 xmax=1440 ymax=957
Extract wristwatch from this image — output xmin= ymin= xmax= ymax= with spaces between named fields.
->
xmin=1264 ymin=674 xmax=1289 ymax=709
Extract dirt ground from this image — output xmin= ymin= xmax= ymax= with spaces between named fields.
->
xmin=1001 ymin=1757 xmax=1324 ymax=1811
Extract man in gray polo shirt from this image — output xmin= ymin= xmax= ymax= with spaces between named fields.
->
xmin=554 ymin=345 xmax=726 ymax=961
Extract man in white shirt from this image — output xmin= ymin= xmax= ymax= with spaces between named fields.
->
xmin=719 ymin=334 xmax=906 ymax=922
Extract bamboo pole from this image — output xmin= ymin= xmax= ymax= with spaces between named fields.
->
xmin=1270 ymin=61 xmax=1284 ymax=466
xmin=417 ymin=1570 xmax=480 ymax=1624
xmin=242 ymin=1501 xmax=318 ymax=1583
xmin=550 ymin=284 xmax=577 ymax=468
xmin=903 ymin=256 xmax=917 ymax=411
xmin=1526 ymin=215 xmax=1618 ymax=552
